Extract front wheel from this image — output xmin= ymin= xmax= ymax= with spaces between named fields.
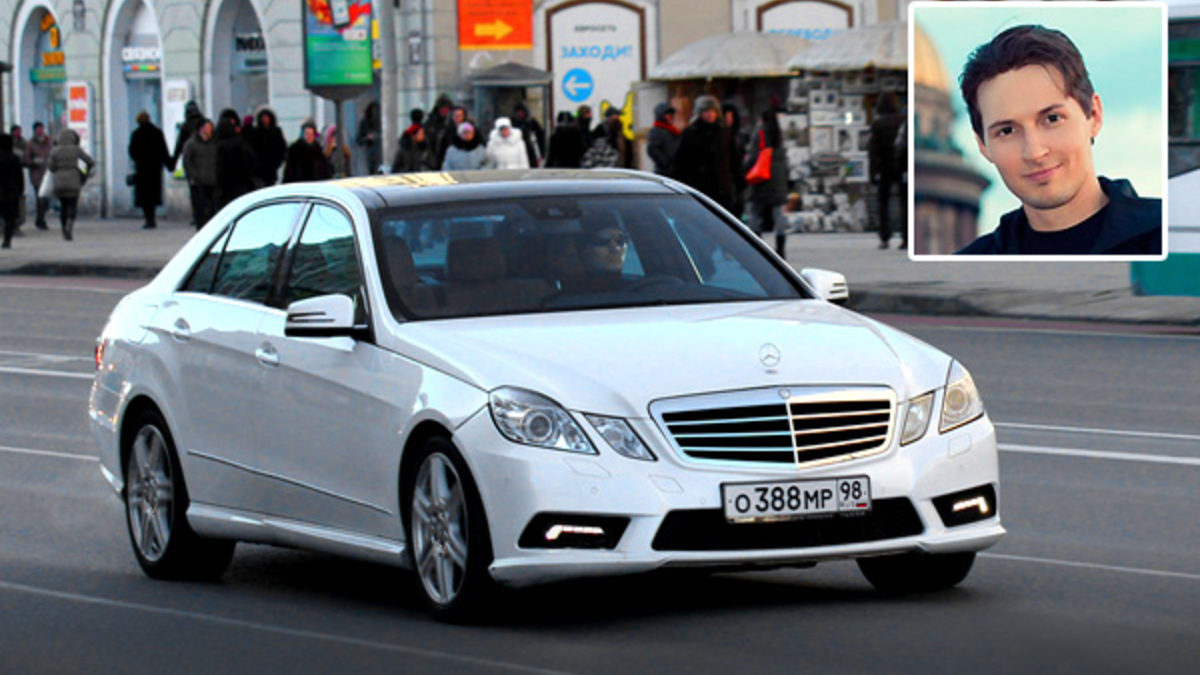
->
xmin=857 ymin=551 xmax=976 ymax=594
xmin=403 ymin=438 xmax=497 ymax=622
xmin=124 ymin=410 xmax=234 ymax=580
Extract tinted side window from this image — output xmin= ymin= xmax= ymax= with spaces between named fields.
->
xmin=210 ymin=203 xmax=301 ymax=304
xmin=284 ymin=205 xmax=364 ymax=307
xmin=180 ymin=228 xmax=231 ymax=293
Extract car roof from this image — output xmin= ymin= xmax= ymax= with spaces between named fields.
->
xmin=328 ymin=169 xmax=685 ymax=209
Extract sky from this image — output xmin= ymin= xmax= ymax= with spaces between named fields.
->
xmin=913 ymin=2 xmax=1165 ymax=234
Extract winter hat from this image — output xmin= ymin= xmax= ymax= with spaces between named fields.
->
xmin=458 ymin=122 xmax=474 ymax=136
xmin=410 ymin=108 xmax=425 ymax=124
xmin=494 ymin=117 xmax=513 ymax=130
xmin=694 ymin=95 xmax=721 ymax=117
xmin=653 ymin=103 xmax=675 ymax=120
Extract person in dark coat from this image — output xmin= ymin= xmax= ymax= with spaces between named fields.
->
xmin=436 ymin=106 xmax=468 ymax=168
xmin=49 ymin=129 xmax=94 ymax=241
xmin=576 ymin=105 xmax=597 ymax=144
xmin=392 ymin=126 xmax=438 ymax=173
xmin=0 ymin=134 xmax=24 ymax=249
xmin=545 ymin=111 xmax=584 ymax=168
xmin=246 ymin=107 xmax=288 ymax=187
xmin=511 ymin=101 xmax=546 ymax=167
xmin=128 ymin=111 xmax=171 ymax=229
xmin=399 ymin=108 xmax=425 ymax=153
xmin=425 ymin=94 xmax=455 ymax=165
xmin=673 ymin=95 xmax=737 ymax=213
xmin=355 ymin=101 xmax=382 ymax=174
xmin=869 ymin=92 xmax=905 ymax=249
xmin=23 ymin=122 xmax=53 ymax=230
xmin=745 ymin=109 xmax=791 ymax=256
xmin=646 ymin=103 xmax=681 ymax=176
xmin=214 ymin=116 xmax=259 ymax=212
xmin=724 ymin=102 xmax=749 ymax=220
xmin=182 ymin=119 xmax=218 ymax=227
xmin=283 ymin=122 xmax=332 ymax=183
xmin=170 ymin=100 xmax=204 ymax=172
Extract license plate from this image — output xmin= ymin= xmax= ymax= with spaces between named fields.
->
xmin=722 ymin=476 xmax=871 ymax=523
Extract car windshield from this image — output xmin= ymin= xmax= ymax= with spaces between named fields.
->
xmin=372 ymin=193 xmax=806 ymax=320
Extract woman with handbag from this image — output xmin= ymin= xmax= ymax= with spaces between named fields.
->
xmin=745 ymin=109 xmax=790 ymax=257
xmin=49 ymin=129 xmax=94 ymax=241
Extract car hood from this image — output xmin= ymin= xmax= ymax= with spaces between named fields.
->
xmin=390 ymin=300 xmax=952 ymax=417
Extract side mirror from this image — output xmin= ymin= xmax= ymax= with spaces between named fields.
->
xmin=800 ymin=268 xmax=849 ymax=305
xmin=285 ymin=294 xmax=369 ymax=339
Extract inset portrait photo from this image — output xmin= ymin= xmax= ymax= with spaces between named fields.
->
xmin=909 ymin=1 xmax=1167 ymax=260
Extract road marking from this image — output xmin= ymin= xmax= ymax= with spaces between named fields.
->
xmin=0 ymin=579 xmax=576 ymax=675
xmin=982 ymin=552 xmax=1200 ymax=582
xmin=0 ymin=366 xmax=93 ymax=381
xmin=997 ymin=422 xmax=1200 ymax=443
xmin=0 ymin=445 xmax=99 ymax=462
xmin=999 ymin=443 xmax=1200 ymax=467
xmin=0 ymin=349 xmax=91 ymax=362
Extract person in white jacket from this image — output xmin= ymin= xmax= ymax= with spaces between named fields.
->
xmin=485 ymin=117 xmax=530 ymax=170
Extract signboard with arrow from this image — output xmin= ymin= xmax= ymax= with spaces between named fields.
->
xmin=459 ymin=0 xmax=532 ymax=50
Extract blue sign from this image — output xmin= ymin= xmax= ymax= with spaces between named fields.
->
xmin=562 ymin=68 xmax=594 ymax=103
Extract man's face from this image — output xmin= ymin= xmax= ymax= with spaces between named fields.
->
xmin=700 ymin=109 xmax=719 ymax=124
xmin=303 ymin=127 xmax=317 ymax=144
xmin=199 ymin=122 xmax=213 ymax=140
xmin=975 ymin=64 xmax=1103 ymax=216
xmin=582 ymin=228 xmax=628 ymax=274
xmin=452 ymin=108 xmax=465 ymax=124
xmin=33 ymin=125 xmax=45 ymax=139
xmin=11 ymin=128 xmax=21 ymax=139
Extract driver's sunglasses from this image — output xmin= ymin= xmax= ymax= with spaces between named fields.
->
xmin=589 ymin=232 xmax=628 ymax=248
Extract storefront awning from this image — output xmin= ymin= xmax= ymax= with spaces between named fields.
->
xmin=787 ymin=20 xmax=908 ymax=73
xmin=648 ymin=31 xmax=813 ymax=81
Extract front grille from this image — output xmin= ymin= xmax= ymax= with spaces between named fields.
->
xmin=655 ymin=388 xmax=896 ymax=467
xmin=651 ymin=498 xmax=924 ymax=551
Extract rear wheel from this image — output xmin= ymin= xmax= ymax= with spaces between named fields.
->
xmin=124 ymin=410 xmax=234 ymax=580
xmin=857 ymin=551 xmax=976 ymax=593
xmin=403 ymin=437 xmax=496 ymax=622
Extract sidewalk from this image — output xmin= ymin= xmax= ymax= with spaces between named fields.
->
xmin=1 ymin=216 xmax=1197 ymax=327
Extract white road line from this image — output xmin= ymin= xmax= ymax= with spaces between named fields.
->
xmin=981 ymin=552 xmax=1200 ymax=582
xmin=0 ymin=445 xmax=98 ymax=462
xmin=999 ymin=443 xmax=1200 ymax=467
xmin=0 ymin=366 xmax=93 ymax=381
xmin=0 ymin=579 xmax=576 ymax=675
xmin=997 ymin=422 xmax=1200 ymax=443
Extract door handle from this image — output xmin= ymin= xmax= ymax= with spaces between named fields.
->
xmin=255 ymin=344 xmax=280 ymax=367
xmin=171 ymin=318 xmax=191 ymax=342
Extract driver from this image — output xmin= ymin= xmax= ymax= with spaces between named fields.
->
xmin=557 ymin=221 xmax=629 ymax=294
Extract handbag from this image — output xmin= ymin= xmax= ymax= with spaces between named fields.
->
xmin=745 ymin=131 xmax=773 ymax=185
xmin=38 ymin=170 xmax=55 ymax=199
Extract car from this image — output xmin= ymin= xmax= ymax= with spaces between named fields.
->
xmin=90 ymin=169 xmax=1004 ymax=620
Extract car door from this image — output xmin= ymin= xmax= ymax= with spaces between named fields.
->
xmin=152 ymin=202 xmax=303 ymax=510
xmin=251 ymin=203 xmax=415 ymax=537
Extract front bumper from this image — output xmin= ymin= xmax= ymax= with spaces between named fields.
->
xmin=452 ymin=409 xmax=1005 ymax=588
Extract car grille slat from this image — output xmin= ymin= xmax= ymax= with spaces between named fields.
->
xmin=654 ymin=388 xmax=896 ymax=468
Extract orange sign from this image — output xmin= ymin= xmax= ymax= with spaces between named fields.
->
xmin=458 ymin=0 xmax=532 ymax=50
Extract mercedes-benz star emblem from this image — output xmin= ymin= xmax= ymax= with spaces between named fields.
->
xmin=759 ymin=343 xmax=781 ymax=368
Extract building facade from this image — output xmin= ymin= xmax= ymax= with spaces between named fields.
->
xmin=1 ymin=0 xmax=908 ymax=218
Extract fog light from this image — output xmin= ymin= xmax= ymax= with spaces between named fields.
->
xmin=519 ymin=514 xmax=630 ymax=549
xmin=933 ymin=484 xmax=997 ymax=528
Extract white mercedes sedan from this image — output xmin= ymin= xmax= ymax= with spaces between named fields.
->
xmin=90 ymin=170 xmax=1004 ymax=620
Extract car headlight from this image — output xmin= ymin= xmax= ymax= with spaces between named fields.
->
xmin=900 ymin=392 xmax=934 ymax=445
xmin=489 ymin=387 xmax=596 ymax=454
xmin=940 ymin=361 xmax=985 ymax=433
xmin=585 ymin=415 xmax=656 ymax=461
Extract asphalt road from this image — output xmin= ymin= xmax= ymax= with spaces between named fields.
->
xmin=2 ymin=278 xmax=1198 ymax=674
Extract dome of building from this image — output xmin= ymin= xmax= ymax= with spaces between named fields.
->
xmin=913 ymin=22 xmax=950 ymax=93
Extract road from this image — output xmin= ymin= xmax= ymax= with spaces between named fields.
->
xmin=2 ymin=277 xmax=1198 ymax=674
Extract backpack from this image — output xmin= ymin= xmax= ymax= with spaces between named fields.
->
xmin=580 ymin=137 xmax=619 ymax=169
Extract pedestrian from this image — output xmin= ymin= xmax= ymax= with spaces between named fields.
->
xmin=441 ymin=122 xmax=487 ymax=171
xmin=424 ymin=94 xmax=455 ymax=164
xmin=646 ymin=103 xmax=681 ymax=176
xmin=182 ymin=118 xmax=217 ymax=227
xmin=283 ymin=121 xmax=332 ymax=183
xmin=869 ymin=92 xmax=905 ymax=249
xmin=511 ymin=101 xmax=546 ymax=167
xmin=486 ymin=117 xmax=530 ymax=170
xmin=391 ymin=125 xmax=438 ymax=173
xmin=673 ymin=95 xmax=737 ymax=212
xmin=544 ymin=111 xmax=584 ymax=168
xmin=576 ymin=105 xmax=597 ymax=144
xmin=9 ymin=125 xmax=26 ymax=232
xmin=128 ymin=111 xmax=171 ymax=230
xmin=0 ymin=134 xmax=24 ymax=249
xmin=355 ymin=101 xmax=382 ymax=174
xmin=49 ymin=129 xmax=94 ymax=241
xmin=23 ymin=122 xmax=53 ymax=230
xmin=400 ymin=108 xmax=425 ymax=153
xmin=436 ymin=106 xmax=468 ymax=167
xmin=322 ymin=124 xmax=350 ymax=177
xmin=170 ymin=100 xmax=204 ymax=173
xmin=580 ymin=116 xmax=623 ymax=169
xmin=724 ymin=102 xmax=749 ymax=220
xmin=745 ymin=109 xmax=791 ymax=256
xmin=603 ymin=108 xmax=635 ymax=168
xmin=214 ymin=115 xmax=259 ymax=212
xmin=246 ymin=107 xmax=287 ymax=187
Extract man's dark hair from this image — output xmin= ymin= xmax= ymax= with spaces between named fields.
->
xmin=960 ymin=25 xmax=1095 ymax=139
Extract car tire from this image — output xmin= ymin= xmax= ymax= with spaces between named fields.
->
xmin=403 ymin=437 xmax=497 ymax=622
xmin=856 ymin=551 xmax=976 ymax=593
xmin=124 ymin=409 xmax=235 ymax=580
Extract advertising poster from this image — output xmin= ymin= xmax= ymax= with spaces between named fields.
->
xmin=459 ymin=0 xmax=533 ymax=50
xmin=548 ymin=2 xmax=644 ymax=118
xmin=303 ymin=0 xmax=374 ymax=89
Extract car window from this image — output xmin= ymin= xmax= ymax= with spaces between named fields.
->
xmin=180 ymin=228 xmax=232 ymax=293
xmin=210 ymin=203 xmax=302 ymax=304
xmin=373 ymin=194 xmax=803 ymax=320
xmin=283 ymin=204 xmax=365 ymax=313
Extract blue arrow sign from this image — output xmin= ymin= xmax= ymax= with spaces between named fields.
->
xmin=562 ymin=68 xmax=594 ymax=103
